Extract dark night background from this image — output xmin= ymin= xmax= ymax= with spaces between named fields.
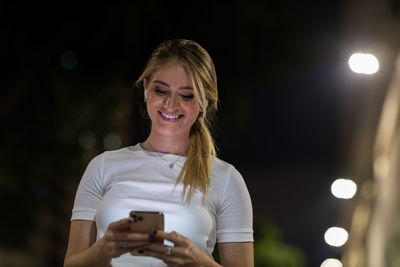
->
xmin=1 ymin=1 xmax=369 ymax=266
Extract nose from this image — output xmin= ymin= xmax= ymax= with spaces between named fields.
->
xmin=163 ymin=94 xmax=180 ymax=109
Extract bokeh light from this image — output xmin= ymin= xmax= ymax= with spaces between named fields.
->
xmin=60 ymin=49 xmax=78 ymax=70
xmin=324 ymin=227 xmax=348 ymax=247
xmin=331 ymin=178 xmax=357 ymax=199
xmin=348 ymin=52 xmax=379 ymax=74
xmin=79 ymin=131 xmax=96 ymax=149
xmin=103 ymin=133 xmax=122 ymax=150
xmin=321 ymin=258 xmax=343 ymax=267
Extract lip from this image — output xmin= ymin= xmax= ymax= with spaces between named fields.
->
xmin=159 ymin=111 xmax=183 ymax=121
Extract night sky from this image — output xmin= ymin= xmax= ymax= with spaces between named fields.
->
xmin=2 ymin=1 xmax=351 ymax=266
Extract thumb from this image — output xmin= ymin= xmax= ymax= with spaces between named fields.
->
xmin=108 ymin=217 xmax=131 ymax=232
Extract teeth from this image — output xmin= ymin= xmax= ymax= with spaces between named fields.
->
xmin=161 ymin=112 xmax=180 ymax=119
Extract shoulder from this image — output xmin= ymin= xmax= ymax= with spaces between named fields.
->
xmin=209 ymin=157 xmax=252 ymax=216
xmin=211 ymin=157 xmax=242 ymax=178
xmin=210 ymin=157 xmax=246 ymax=189
xmin=84 ymin=144 xmax=144 ymax=174
xmin=81 ymin=145 xmax=146 ymax=187
xmin=103 ymin=144 xmax=139 ymax=157
xmin=97 ymin=144 xmax=144 ymax=163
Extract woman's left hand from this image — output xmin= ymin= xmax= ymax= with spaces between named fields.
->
xmin=142 ymin=230 xmax=220 ymax=267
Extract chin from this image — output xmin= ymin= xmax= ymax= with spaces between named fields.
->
xmin=154 ymin=126 xmax=187 ymax=137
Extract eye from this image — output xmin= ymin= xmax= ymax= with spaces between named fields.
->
xmin=181 ymin=94 xmax=194 ymax=100
xmin=155 ymin=88 xmax=167 ymax=95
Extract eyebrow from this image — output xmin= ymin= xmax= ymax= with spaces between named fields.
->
xmin=152 ymin=80 xmax=193 ymax=90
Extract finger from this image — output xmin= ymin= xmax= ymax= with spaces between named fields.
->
xmin=144 ymin=244 xmax=189 ymax=261
xmin=109 ymin=232 xmax=150 ymax=242
xmin=114 ymin=245 xmax=145 ymax=257
xmin=144 ymin=243 xmax=168 ymax=253
xmin=152 ymin=230 xmax=186 ymax=246
xmin=141 ymin=249 xmax=168 ymax=260
xmin=108 ymin=217 xmax=132 ymax=231
xmin=146 ymin=243 xmax=189 ymax=258
xmin=142 ymin=249 xmax=183 ymax=264
xmin=111 ymin=241 xmax=149 ymax=258
xmin=120 ymin=240 xmax=150 ymax=249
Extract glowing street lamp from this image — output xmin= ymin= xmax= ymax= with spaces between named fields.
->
xmin=321 ymin=258 xmax=343 ymax=267
xmin=348 ymin=53 xmax=379 ymax=74
xmin=331 ymin=178 xmax=357 ymax=199
xmin=324 ymin=227 xmax=348 ymax=247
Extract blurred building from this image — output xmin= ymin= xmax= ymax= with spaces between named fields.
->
xmin=340 ymin=0 xmax=400 ymax=266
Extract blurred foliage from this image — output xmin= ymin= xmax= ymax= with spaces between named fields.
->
xmin=385 ymin=216 xmax=400 ymax=267
xmin=254 ymin=221 xmax=307 ymax=267
xmin=213 ymin=221 xmax=307 ymax=267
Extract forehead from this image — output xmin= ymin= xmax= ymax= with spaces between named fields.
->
xmin=151 ymin=60 xmax=192 ymax=87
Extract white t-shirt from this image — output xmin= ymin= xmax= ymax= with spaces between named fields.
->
xmin=71 ymin=144 xmax=253 ymax=267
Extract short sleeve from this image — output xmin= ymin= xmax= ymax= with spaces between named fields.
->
xmin=216 ymin=166 xmax=253 ymax=243
xmin=71 ymin=153 xmax=105 ymax=221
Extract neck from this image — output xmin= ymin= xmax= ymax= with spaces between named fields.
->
xmin=143 ymin=132 xmax=189 ymax=156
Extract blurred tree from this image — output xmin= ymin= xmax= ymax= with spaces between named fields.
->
xmin=386 ymin=217 xmax=400 ymax=267
xmin=254 ymin=221 xmax=307 ymax=267
xmin=211 ymin=221 xmax=306 ymax=267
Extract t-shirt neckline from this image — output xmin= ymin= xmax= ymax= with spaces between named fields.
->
xmin=132 ymin=143 xmax=187 ymax=160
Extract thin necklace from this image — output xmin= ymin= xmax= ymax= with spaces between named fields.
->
xmin=146 ymin=142 xmax=181 ymax=169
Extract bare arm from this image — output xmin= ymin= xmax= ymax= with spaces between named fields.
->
xmin=218 ymin=242 xmax=254 ymax=267
xmin=141 ymin=231 xmax=253 ymax=267
xmin=64 ymin=218 xmax=150 ymax=267
xmin=64 ymin=220 xmax=111 ymax=267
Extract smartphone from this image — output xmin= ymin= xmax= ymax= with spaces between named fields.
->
xmin=129 ymin=211 xmax=164 ymax=256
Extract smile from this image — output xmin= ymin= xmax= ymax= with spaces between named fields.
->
xmin=159 ymin=111 xmax=183 ymax=120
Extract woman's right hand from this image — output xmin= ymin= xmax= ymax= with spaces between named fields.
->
xmin=97 ymin=217 xmax=150 ymax=259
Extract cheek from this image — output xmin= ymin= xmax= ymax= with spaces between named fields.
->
xmin=146 ymin=98 xmax=161 ymax=111
xmin=184 ymin=103 xmax=200 ymax=118
xmin=145 ymin=102 xmax=159 ymax=121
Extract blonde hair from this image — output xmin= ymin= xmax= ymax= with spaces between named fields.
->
xmin=136 ymin=39 xmax=218 ymax=203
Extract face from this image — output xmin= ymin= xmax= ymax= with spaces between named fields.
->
xmin=144 ymin=60 xmax=200 ymax=138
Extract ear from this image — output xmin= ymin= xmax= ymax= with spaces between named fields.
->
xmin=143 ymin=79 xmax=148 ymax=101
xmin=200 ymin=99 xmax=208 ymax=112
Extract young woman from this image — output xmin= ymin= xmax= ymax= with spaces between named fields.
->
xmin=64 ymin=39 xmax=254 ymax=267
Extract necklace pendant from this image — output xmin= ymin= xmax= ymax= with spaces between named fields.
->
xmin=169 ymin=164 xmax=174 ymax=169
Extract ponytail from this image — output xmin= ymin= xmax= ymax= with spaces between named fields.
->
xmin=176 ymin=117 xmax=216 ymax=203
